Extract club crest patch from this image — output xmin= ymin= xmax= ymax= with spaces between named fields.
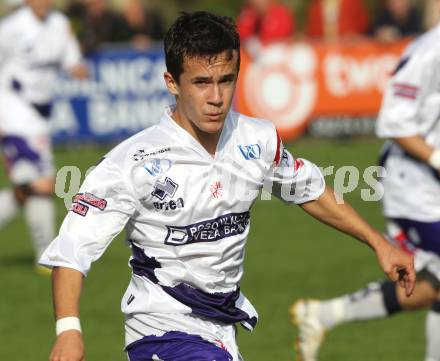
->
xmin=238 ymin=144 xmax=261 ymax=160
xmin=210 ymin=181 xmax=223 ymax=199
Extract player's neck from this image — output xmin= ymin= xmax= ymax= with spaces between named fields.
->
xmin=29 ymin=8 xmax=50 ymax=21
xmin=193 ymin=129 xmax=221 ymax=156
xmin=171 ymin=111 xmax=221 ymax=156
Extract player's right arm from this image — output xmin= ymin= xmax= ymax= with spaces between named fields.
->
xmin=39 ymin=157 xmax=136 ymax=361
xmin=49 ymin=267 xmax=84 ymax=361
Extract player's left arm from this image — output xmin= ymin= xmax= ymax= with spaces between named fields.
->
xmin=62 ymin=21 xmax=88 ymax=79
xmin=393 ymin=135 xmax=435 ymax=161
xmin=265 ymin=127 xmax=414 ymax=296
xmin=393 ymin=136 xmax=440 ymax=175
xmin=300 ymin=186 xmax=415 ymax=296
xmin=376 ymin=45 xmax=440 ymax=173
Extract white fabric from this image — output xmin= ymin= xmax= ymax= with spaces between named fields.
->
xmin=0 ymin=6 xmax=82 ymax=136
xmin=414 ymin=249 xmax=440 ymax=281
xmin=125 ymin=312 xmax=242 ymax=359
xmin=428 ymin=149 xmax=440 ymax=169
xmin=426 ymin=311 xmax=440 ymax=361
xmin=25 ymin=196 xmax=55 ymax=259
xmin=387 ymin=222 xmax=440 ymax=281
xmin=40 ymin=107 xmax=325 ymax=346
xmin=0 ymin=93 xmax=47 ymax=137
xmin=339 ymin=282 xmax=388 ymax=324
xmin=376 ymin=23 xmax=440 ymax=222
xmin=0 ymin=189 xmax=19 ymax=228
xmin=56 ymin=317 xmax=82 ymax=335
xmin=4 ymin=133 xmax=55 ymax=185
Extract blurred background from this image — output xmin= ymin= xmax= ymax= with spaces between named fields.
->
xmin=0 ymin=0 xmax=433 ymax=360
xmin=1 ymin=0 xmax=435 ymax=144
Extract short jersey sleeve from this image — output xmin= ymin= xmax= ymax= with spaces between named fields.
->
xmin=265 ymin=129 xmax=325 ymax=204
xmin=39 ymin=158 xmax=136 ymax=276
xmin=376 ymin=43 xmax=440 ymax=138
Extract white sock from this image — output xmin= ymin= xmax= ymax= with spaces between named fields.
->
xmin=0 ymin=189 xmax=20 ymax=228
xmin=24 ymin=196 xmax=55 ymax=260
xmin=425 ymin=302 xmax=440 ymax=361
xmin=318 ymin=282 xmax=389 ymax=329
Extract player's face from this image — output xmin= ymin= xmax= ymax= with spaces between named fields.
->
xmin=165 ymin=50 xmax=239 ymax=137
xmin=27 ymin=0 xmax=52 ymax=19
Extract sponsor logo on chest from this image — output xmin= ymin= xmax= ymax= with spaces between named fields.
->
xmin=151 ymin=177 xmax=178 ymax=201
xmin=153 ymin=197 xmax=185 ymax=211
xmin=133 ymin=147 xmax=171 ymax=162
xmin=164 ymin=212 xmax=250 ymax=246
xmin=143 ymin=158 xmax=172 ymax=176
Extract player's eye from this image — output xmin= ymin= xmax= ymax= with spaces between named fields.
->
xmin=219 ymin=76 xmax=236 ymax=85
xmin=193 ymin=80 xmax=209 ymax=85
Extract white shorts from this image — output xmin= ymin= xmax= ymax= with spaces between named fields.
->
xmin=414 ymin=249 xmax=440 ymax=289
xmin=1 ymin=133 xmax=55 ymax=185
xmin=387 ymin=221 xmax=440 ymax=288
xmin=0 ymin=92 xmax=50 ymax=136
xmin=125 ymin=312 xmax=243 ymax=360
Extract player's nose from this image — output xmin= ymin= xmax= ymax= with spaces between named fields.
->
xmin=207 ymin=84 xmax=223 ymax=107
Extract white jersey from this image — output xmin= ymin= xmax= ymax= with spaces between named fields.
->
xmin=376 ymin=23 xmax=440 ymax=222
xmin=40 ymin=107 xmax=325 ymax=346
xmin=0 ymin=6 xmax=82 ymax=136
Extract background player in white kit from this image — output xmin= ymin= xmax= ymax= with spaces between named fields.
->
xmin=0 ymin=0 xmax=87 ymax=270
xmin=292 ymin=21 xmax=440 ymax=361
xmin=40 ymin=11 xmax=415 ymax=361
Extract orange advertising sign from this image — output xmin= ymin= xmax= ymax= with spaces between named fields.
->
xmin=236 ymin=40 xmax=409 ymax=140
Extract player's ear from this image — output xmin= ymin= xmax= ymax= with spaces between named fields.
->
xmin=164 ymin=72 xmax=179 ymax=96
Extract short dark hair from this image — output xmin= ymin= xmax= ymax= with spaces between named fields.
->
xmin=164 ymin=11 xmax=240 ymax=82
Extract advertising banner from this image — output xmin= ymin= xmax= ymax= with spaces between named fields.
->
xmin=235 ymin=40 xmax=409 ymax=140
xmin=51 ymin=47 xmax=173 ymax=144
xmin=51 ymin=41 xmax=409 ymax=144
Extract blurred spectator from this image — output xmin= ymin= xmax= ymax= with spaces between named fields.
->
xmin=66 ymin=0 xmax=128 ymax=55
xmin=4 ymin=0 xmax=24 ymax=9
xmin=372 ymin=0 xmax=422 ymax=42
xmin=1 ymin=0 xmax=23 ymax=15
xmin=237 ymin=0 xmax=294 ymax=54
xmin=424 ymin=0 xmax=440 ymax=30
xmin=120 ymin=0 xmax=165 ymax=50
xmin=306 ymin=0 xmax=369 ymax=41
xmin=0 ymin=0 xmax=87 ymax=272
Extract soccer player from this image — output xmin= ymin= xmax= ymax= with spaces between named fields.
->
xmin=291 ymin=22 xmax=440 ymax=361
xmin=39 ymin=11 xmax=415 ymax=361
xmin=0 ymin=0 xmax=87 ymax=270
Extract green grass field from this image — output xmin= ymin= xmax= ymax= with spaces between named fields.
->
xmin=0 ymin=138 xmax=425 ymax=361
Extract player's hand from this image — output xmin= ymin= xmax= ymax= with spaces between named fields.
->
xmin=69 ymin=64 xmax=89 ymax=79
xmin=49 ymin=330 xmax=84 ymax=361
xmin=376 ymin=240 xmax=415 ymax=297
